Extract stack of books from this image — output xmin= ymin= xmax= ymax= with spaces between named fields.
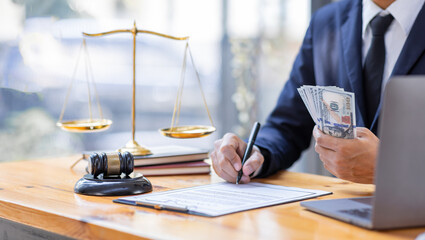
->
xmin=84 ymin=145 xmax=210 ymax=176
xmin=132 ymin=145 xmax=210 ymax=176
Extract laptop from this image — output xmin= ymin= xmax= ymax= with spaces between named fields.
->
xmin=301 ymin=76 xmax=425 ymax=230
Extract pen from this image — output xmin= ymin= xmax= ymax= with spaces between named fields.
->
xmin=135 ymin=201 xmax=189 ymax=213
xmin=236 ymin=122 xmax=261 ymax=184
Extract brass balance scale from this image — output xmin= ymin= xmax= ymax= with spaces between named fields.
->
xmin=57 ymin=22 xmax=215 ymax=156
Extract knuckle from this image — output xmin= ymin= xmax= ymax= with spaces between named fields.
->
xmin=224 ymin=132 xmax=237 ymax=140
xmin=229 ymin=134 xmax=239 ymax=142
xmin=315 ymin=136 xmax=323 ymax=145
xmin=220 ymin=144 xmax=234 ymax=154
xmin=333 ymin=156 xmax=343 ymax=165
xmin=247 ymin=160 xmax=259 ymax=170
xmin=258 ymin=155 xmax=265 ymax=165
xmin=218 ymin=159 xmax=227 ymax=169
xmin=314 ymin=143 xmax=320 ymax=152
xmin=254 ymin=154 xmax=264 ymax=165
xmin=212 ymin=164 xmax=221 ymax=175
xmin=214 ymin=139 xmax=222 ymax=148
xmin=228 ymin=134 xmax=241 ymax=145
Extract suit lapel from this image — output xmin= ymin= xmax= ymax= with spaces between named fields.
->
xmin=371 ymin=3 xmax=425 ymax=133
xmin=339 ymin=0 xmax=366 ymax=127
xmin=391 ymin=4 xmax=425 ymax=76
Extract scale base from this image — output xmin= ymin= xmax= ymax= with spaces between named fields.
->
xmin=74 ymin=174 xmax=152 ymax=196
xmin=119 ymin=140 xmax=152 ymax=156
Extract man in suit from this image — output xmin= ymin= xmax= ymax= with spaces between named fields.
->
xmin=211 ymin=0 xmax=425 ymax=184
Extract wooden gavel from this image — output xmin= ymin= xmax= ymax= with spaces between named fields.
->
xmin=88 ymin=151 xmax=134 ymax=178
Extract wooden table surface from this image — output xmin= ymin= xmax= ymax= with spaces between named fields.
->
xmin=0 ymin=156 xmax=424 ymax=240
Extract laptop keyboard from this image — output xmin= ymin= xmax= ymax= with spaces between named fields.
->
xmin=340 ymin=208 xmax=372 ymax=219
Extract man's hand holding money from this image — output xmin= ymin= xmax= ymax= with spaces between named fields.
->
xmin=313 ymin=126 xmax=379 ymax=184
xmin=298 ymin=86 xmax=380 ymax=183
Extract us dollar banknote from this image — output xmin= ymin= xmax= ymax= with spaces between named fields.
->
xmin=297 ymin=86 xmax=356 ymax=139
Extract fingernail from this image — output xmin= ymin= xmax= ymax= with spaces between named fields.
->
xmin=233 ymin=163 xmax=240 ymax=170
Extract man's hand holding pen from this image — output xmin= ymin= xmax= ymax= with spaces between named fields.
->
xmin=211 ymin=122 xmax=263 ymax=184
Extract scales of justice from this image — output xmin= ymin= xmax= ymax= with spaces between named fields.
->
xmin=57 ymin=22 xmax=216 ymax=156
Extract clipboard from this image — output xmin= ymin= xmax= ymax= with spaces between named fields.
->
xmin=114 ymin=198 xmax=212 ymax=217
xmin=113 ymin=182 xmax=332 ymax=217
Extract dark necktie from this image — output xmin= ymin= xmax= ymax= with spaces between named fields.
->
xmin=363 ymin=14 xmax=394 ymax=128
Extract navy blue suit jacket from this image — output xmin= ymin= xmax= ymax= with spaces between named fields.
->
xmin=255 ymin=0 xmax=425 ymax=177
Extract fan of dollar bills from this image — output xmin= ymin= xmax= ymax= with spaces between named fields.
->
xmin=297 ymin=86 xmax=356 ymax=139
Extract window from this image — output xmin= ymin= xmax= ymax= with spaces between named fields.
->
xmin=0 ymin=0 xmax=313 ymax=164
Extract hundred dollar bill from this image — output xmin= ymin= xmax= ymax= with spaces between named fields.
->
xmin=318 ymin=88 xmax=356 ymax=139
xmin=297 ymin=85 xmax=356 ymax=139
xmin=297 ymin=87 xmax=318 ymax=125
xmin=301 ymin=85 xmax=320 ymax=124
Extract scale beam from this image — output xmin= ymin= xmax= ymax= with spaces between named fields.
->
xmin=82 ymin=22 xmax=189 ymax=156
xmin=83 ymin=29 xmax=189 ymax=41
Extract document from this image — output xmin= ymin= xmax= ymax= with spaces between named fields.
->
xmin=114 ymin=182 xmax=332 ymax=217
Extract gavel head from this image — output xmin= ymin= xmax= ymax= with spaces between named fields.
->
xmin=88 ymin=151 xmax=134 ymax=178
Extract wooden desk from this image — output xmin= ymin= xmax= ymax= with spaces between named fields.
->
xmin=0 ymin=156 xmax=423 ymax=240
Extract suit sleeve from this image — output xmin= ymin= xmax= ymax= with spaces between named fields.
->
xmin=254 ymin=15 xmax=317 ymax=177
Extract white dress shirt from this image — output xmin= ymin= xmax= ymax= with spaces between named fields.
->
xmin=362 ymin=0 xmax=425 ymax=95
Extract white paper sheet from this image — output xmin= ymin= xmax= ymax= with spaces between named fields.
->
xmin=115 ymin=182 xmax=332 ymax=217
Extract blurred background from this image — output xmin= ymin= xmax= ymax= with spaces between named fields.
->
xmin=0 ymin=0 xmax=333 ymax=175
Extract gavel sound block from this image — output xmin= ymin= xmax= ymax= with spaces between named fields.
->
xmin=74 ymin=152 xmax=152 ymax=196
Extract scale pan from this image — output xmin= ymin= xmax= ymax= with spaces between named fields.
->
xmin=57 ymin=119 xmax=112 ymax=133
xmin=159 ymin=125 xmax=216 ymax=138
